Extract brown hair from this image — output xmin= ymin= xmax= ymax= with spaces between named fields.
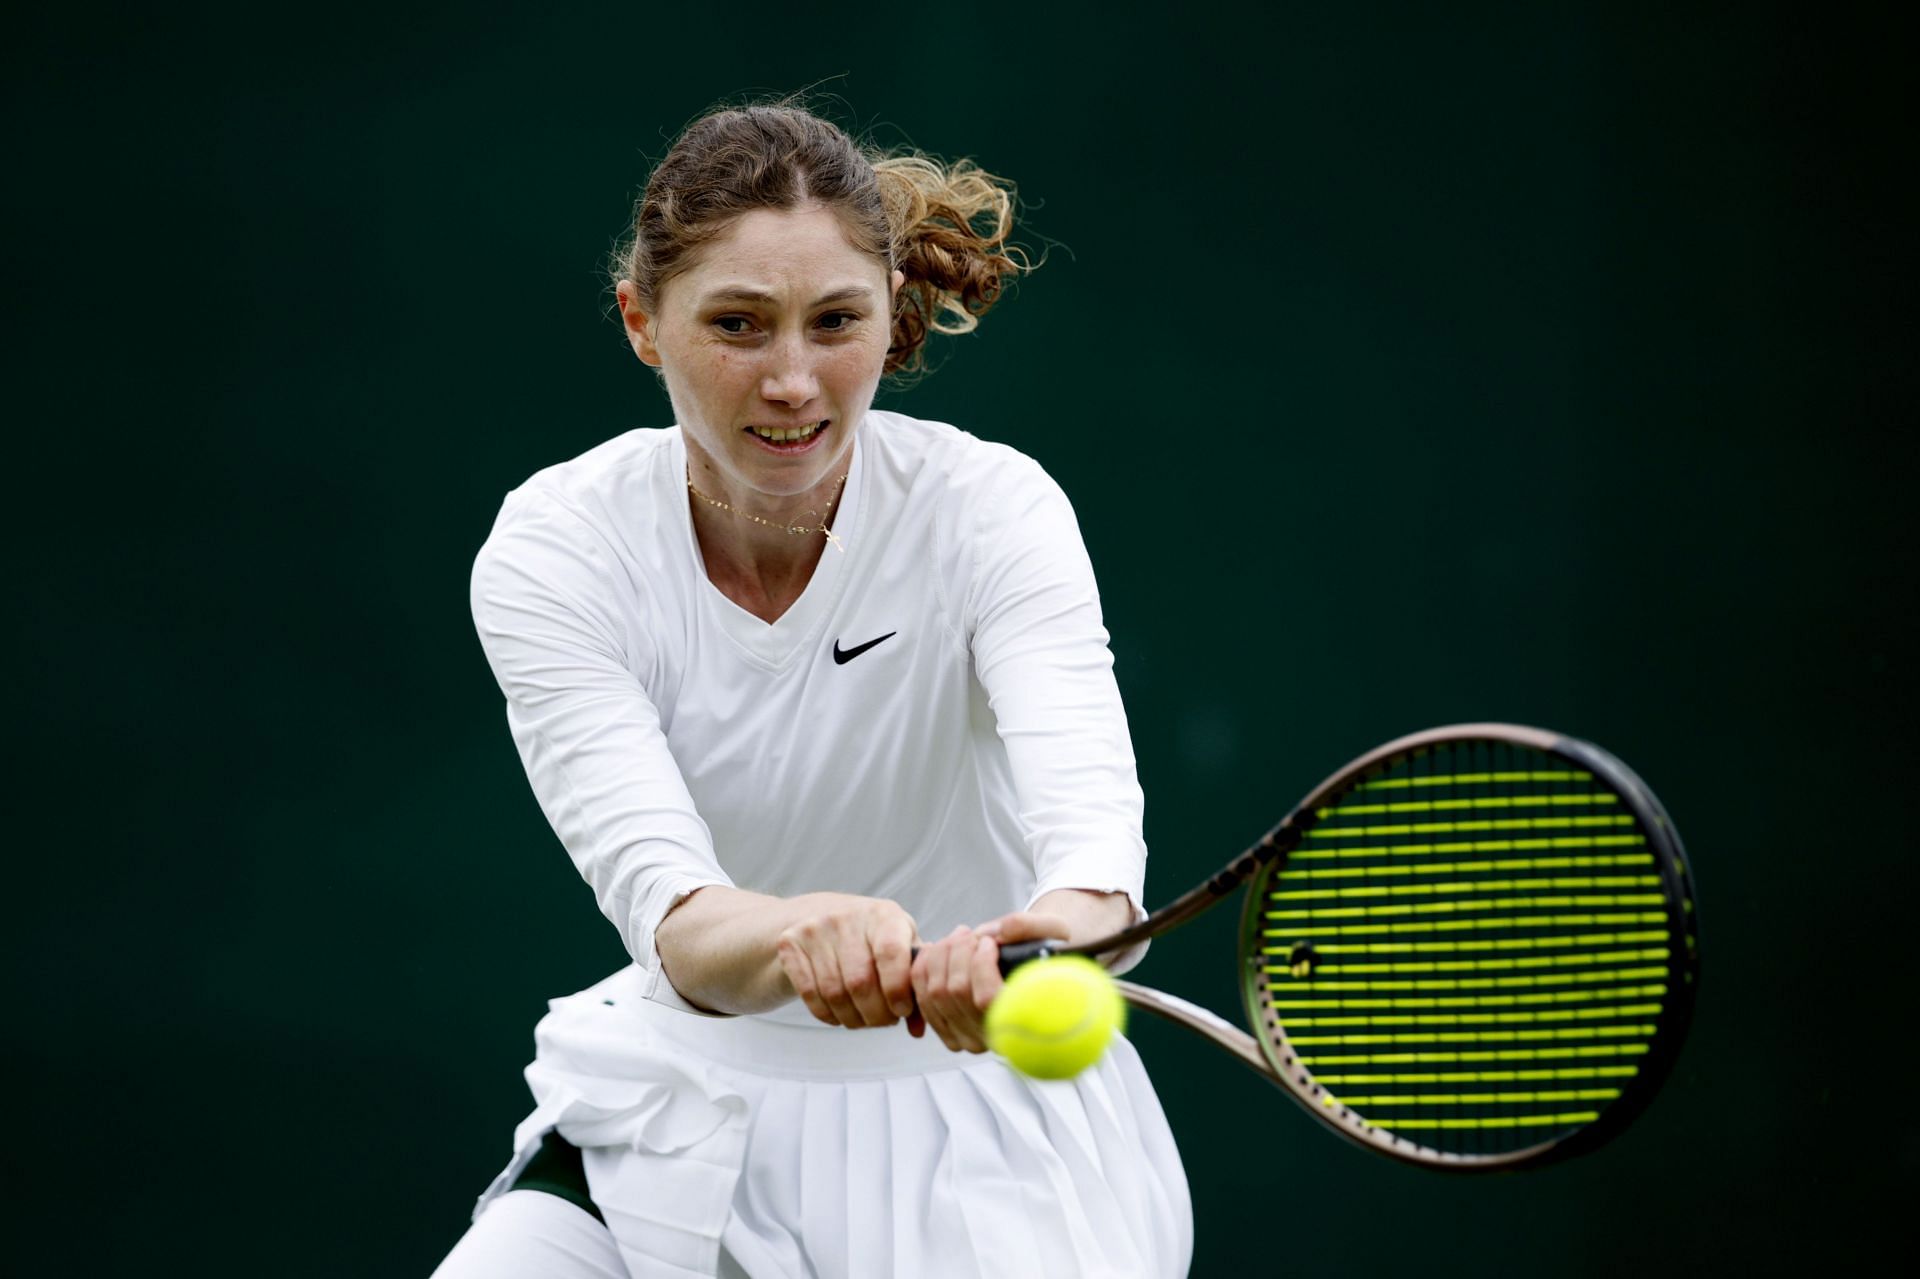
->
xmin=611 ymin=100 xmax=1031 ymax=379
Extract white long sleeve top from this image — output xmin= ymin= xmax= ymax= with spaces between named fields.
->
xmin=469 ymin=410 xmax=1150 ymax=1024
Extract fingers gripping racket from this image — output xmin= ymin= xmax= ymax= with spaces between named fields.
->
xmin=1001 ymin=724 xmax=1699 ymax=1171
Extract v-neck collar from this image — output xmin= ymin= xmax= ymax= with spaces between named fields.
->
xmin=672 ymin=427 xmax=867 ymax=669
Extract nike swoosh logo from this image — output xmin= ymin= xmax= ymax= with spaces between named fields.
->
xmin=832 ymin=631 xmax=897 ymax=665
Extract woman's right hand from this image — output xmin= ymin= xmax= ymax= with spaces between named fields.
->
xmin=774 ymin=892 xmax=919 ymax=1029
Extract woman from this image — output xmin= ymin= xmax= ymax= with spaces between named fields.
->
xmin=437 ymin=101 xmax=1192 ymax=1278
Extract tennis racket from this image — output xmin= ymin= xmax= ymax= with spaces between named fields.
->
xmin=1000 ymin=723 xmax=1699 ymax=1171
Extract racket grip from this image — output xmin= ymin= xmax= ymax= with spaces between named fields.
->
xmin=995 ymin=939 xmax=1059 ymax=974
xmin=905 ymin=939 xmax=1061 ymax=974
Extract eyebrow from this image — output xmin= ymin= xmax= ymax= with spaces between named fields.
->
xmin=700 ymin=285 xmax=877 ymax=307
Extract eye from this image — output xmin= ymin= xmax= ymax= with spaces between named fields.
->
xmin=816 ymin=311 xmax=861 ymax=332
xmin=713 ymin=315 xmax=755 ymax=335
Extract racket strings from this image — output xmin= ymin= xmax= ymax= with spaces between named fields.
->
xmin=1256 ymin=739 xmax=1671 ymax=1158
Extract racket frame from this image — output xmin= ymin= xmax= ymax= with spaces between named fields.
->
xmin=1000 ymin=723 xmax=1699 ymax=1172
xmin=1238 ymin=723 xmax=1699 ymax=1169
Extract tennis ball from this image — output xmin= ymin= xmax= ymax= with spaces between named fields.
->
xmin=985 ymin=955 xmax=1126 ymax=1080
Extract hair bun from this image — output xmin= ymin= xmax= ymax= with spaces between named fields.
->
xmin=874 ymin=156 xmax=1030 ymax=379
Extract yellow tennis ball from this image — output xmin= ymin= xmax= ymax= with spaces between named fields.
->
xmin=985 ymin=955 xmax=1126 ymax=1080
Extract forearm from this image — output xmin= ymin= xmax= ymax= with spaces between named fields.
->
xmin=653 ymin=885 xmax=815 ymax=1015
xmin=657 ymin=885 xmax=922 ymax=1026
xmin=654 ymin=885 xmax=1129 ymax=1018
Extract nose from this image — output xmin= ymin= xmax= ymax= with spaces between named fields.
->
xmin=760 ymin=333 xmax=820 ymax=408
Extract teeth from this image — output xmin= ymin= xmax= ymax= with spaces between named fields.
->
xmin=753 ymin=422 xmax=822 ymax=443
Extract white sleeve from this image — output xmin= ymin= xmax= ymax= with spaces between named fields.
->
xmin=962 ymin=452 xmax=1152 ymax=974
xmin=469 ymin=490 xmax=735 ymax=1014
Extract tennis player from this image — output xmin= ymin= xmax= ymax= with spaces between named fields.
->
xmin=433 ymin=101 xmax=1193 ymax=1278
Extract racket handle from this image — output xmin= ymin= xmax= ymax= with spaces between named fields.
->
xmin=995 ymin=939 xmax=1060 ymax=974
xmin=905 ymin=938 xmax=1064 ymax=974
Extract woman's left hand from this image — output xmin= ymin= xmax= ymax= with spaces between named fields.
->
xmin=908 ymin=911 xmax=1072 ymax=1052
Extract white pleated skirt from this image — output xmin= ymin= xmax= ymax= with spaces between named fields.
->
xmin=473 ymin=965 xmax=1193 ymax=1279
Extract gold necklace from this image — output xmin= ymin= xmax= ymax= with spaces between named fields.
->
xmin=686 ymin=471 xmax=849 ymax=553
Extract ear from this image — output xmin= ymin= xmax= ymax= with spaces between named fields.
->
xmin=615 ymin=280 xmax=662 ymax=367
xmin=889 ymin=267 xmax=905 ymax=302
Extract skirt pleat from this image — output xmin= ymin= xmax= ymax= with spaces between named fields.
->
xmin=842 ymin=1081 xmax=894 ymax=1278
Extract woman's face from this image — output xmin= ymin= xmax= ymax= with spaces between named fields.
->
xmin=619 ymin=203 xmax=903 ymax=503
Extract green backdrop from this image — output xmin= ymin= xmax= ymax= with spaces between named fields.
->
xmin=10 ymin=2 xmax=1910 ymax=1273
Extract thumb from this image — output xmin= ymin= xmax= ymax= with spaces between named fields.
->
xmin=977 ymin=911 xmax=1072 ymax=944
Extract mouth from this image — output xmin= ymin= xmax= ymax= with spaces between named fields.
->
xmin=744 ymin=420 xmax=830 ymax=454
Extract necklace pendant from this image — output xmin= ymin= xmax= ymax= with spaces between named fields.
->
xmin=822 ymin=526 xmax=845 ymax=553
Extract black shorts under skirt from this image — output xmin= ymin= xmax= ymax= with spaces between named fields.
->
xmin=508 ymin=1128 xmax=604 ymax=1225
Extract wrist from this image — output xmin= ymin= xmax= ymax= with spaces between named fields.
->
xmin=1031 ymin=888 xmax=1134 ymax=946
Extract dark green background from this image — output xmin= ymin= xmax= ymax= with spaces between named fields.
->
xmin=10 ymin=3 xmax=1911 ymax=1273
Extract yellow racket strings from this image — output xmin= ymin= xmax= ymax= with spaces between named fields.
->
xmin=1258 ymin=740 xmax=1671 ymax=1156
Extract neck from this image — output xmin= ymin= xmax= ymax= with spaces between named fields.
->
xmin=692 ymin=510 xmax=830 ymax=623
xmin=684 ymin=454 xmax=849 ymax=625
